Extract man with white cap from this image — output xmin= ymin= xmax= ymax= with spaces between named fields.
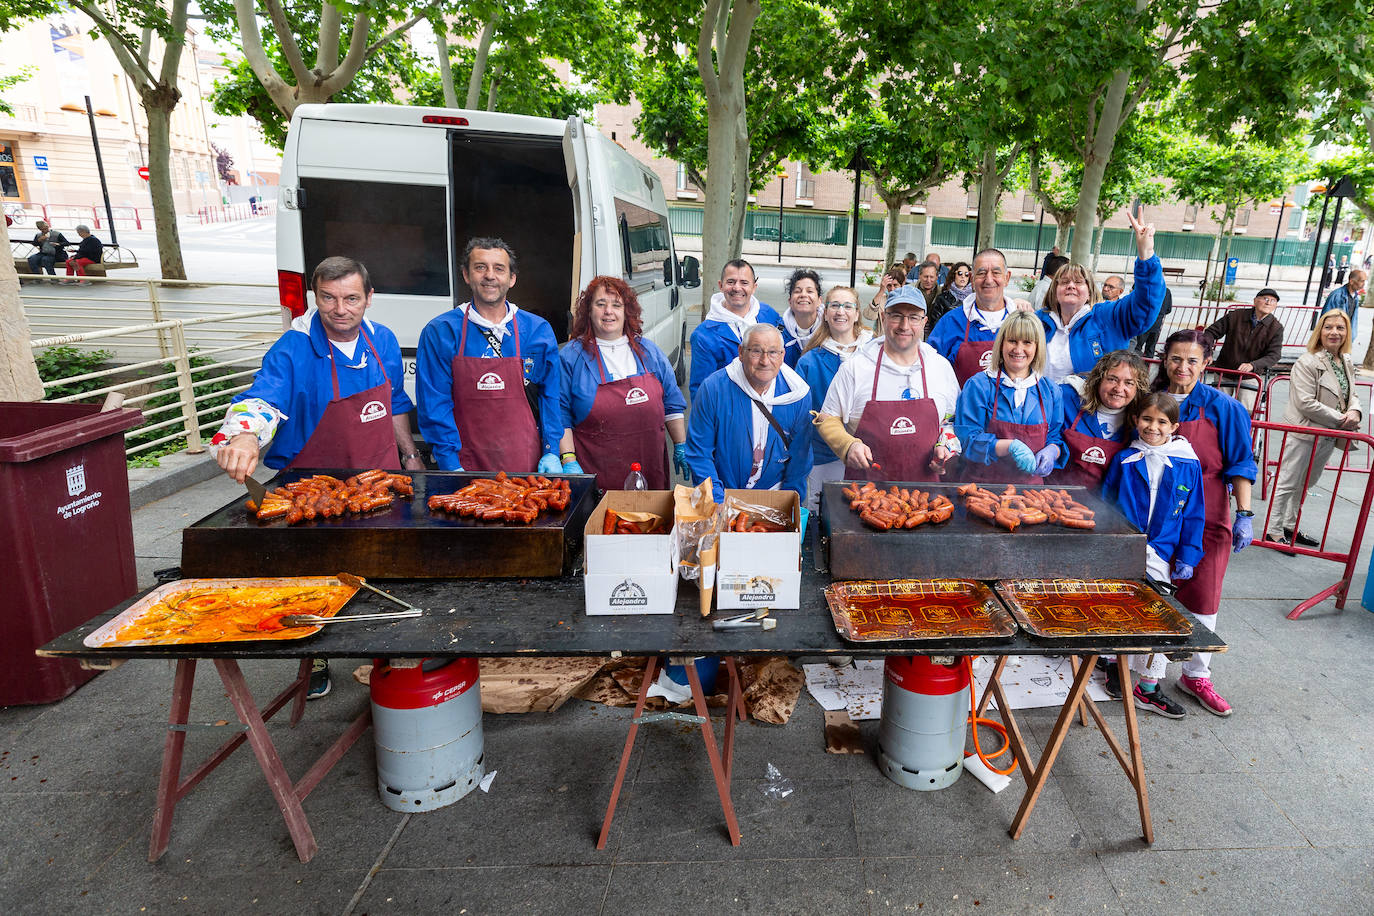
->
xmin=685 ymin=323 xmax=812 ymax=502
xmin=813 ymin=285 xmax=961 ymax=482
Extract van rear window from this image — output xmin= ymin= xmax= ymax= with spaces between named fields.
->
xmin=300 ymin=178 xmax=449 ymax=297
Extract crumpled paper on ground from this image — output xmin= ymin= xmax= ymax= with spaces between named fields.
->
xmin=574 ymin=656 xmax=805 ymax=724
xmin=478 ymin=657 xmax=607 ymax=714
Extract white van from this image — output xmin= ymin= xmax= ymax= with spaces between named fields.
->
xmin=274 ymin=103 xmax=700 ymax=396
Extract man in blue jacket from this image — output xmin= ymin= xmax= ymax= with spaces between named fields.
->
xmin=685 ymin=324 xmax=812 ymax=503
xmin=416 ymin=238 xmax=563 ymax=473
xmin=688 ymin=259 xmax=781 ymax=400
xmin=1323 ymin=268 xmax=1366 ymax=341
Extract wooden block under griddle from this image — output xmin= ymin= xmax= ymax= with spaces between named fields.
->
xmin=821 ymin=480 xmax=1145 ymax=582
xmin=181 ymin=469 xmax=597 ymax=579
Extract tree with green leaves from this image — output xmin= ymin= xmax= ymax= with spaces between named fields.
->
xmin=1166 ymin=136 xmax=1308 ymax=300
xmin=63 ymin=0 xmax=195 ymax=279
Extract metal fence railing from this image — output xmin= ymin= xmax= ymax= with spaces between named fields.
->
xmin=23 ymin=277 xmax=281 ymax=459
xmin=668 ymin=206 xmax=887 ymax=247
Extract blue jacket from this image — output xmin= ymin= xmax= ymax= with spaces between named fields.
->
xmin=1324 ymin=285 xmax=1362 ymax=337
xmin=687 ymin=302 xmax=782 ymax=399
xmin=685 ymin=366 xmax=813 ymax=502
xmin=1174 ymin=383 xmax=1258 ymax=482
xmin=415 ymin=304 xmax=562 ymax=471
xmin=927 ymin=302 xmax=1012 ymax=368
xmin=1036 ymin=255 xmax=1165 ymax=375
xmin=1059 ymin=384 xmax=1131 ymax=443
xmin=794 ymin=346 xmax=844 ymax=465
xmin=1103 ymin=441 xmax=1206 ymax=572
xmin=954 ymin=372 xmax=1066 ymax=468
xmin=233 ymin=313 xmax=412 ymax=469
xmin=557 ymin=337 xmax=686 ymax=429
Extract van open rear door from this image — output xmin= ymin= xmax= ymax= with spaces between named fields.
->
xmin=562 ymin=117 xmax=598 ymax=307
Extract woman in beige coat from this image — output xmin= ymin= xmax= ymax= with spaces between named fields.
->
xmin=1266 ymin=309 xmax=1364 ymax=546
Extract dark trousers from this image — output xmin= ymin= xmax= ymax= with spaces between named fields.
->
xmin=27 ymin=252 xmax=58 ymax=275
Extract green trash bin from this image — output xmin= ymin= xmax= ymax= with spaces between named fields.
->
xmin=0 ymin=402 xmax=142 ymax=704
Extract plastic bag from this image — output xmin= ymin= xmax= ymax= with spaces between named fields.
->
xmin=674 ymin=480 xmax=719 ymax=581
xmin=723 ymin=495 xmax=792 ymax=532
xmin=761 ymin=762 xmax=795 ymax=800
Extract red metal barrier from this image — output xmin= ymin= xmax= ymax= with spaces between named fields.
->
xmin=1259 ymin=375 xmax=1374 ymax=499
xmin=1142 ymin=358 xmax=1265 ymax=421
xmin=197 ymin=202 xmax=274 ymax=224
xmin=1251 ymin=418 xmax=1374 ymax=619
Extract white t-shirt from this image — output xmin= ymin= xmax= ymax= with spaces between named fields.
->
xmin=821 ymin=337 xmax=961 ymax=429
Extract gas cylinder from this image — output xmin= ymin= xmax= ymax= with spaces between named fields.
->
xmin=370 ymin=657 xmax=484 ymax=812
xmin=878 ymin=656 xmax=969 ymax=791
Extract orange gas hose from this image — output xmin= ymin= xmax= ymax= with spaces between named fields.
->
xmin=963 ymin=656 xmax=1018 ymax=775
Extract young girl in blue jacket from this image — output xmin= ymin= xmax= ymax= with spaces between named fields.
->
xmin=1102 ymin=392 xmax=1205 ymax=718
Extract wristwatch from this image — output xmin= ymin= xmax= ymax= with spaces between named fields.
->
xmin=400 ymin=452 xmax=420 ymax=462
xmin=1235 ymin=509 xmax=1254 ymax=517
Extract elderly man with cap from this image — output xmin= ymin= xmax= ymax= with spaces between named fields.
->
xmin=813 ymin=285 xmax=961 ymax=484
xmin=685 ymin=323 xmax=812 ymax=503
xmin=1204 ymin=286 xmax=1285 ymax=411
xmin=688 ymin=258 xmax=782 ymax=400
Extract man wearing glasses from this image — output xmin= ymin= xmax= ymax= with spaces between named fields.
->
xmin=1204 ymin=287 xmax=1285 ymax=411
xmin=1101 ymin=276 xmax=1125 ymax=301
xmin=684 ymin=324 xmax=813 ymax=502
xmin=687 ymin=258 xmax=781 ymax=400
xmin=211 ymin=255 xmax=423 ymax=481
xmin=814 ymin=286 xmax=961 ymax=482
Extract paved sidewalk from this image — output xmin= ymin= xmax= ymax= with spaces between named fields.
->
xmin=4 ymin=467 xmax=1374 ymax=914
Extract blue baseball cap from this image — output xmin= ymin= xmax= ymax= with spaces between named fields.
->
xmin=883 ymin=285 xmax=927 ymax=313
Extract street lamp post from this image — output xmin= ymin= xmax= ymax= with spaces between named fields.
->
xmin=777 ymin=171 xmax=786 ymax=264
xmin=1301 ymin=185 xmax=1333 ymax=306
xmin=1032 ymin=207 xmax=1045 ymax=274
xmin=83 ymin=95 xmax=118 ymax=247
xmin=1264 ymin=196 xmax=1287 ymax=286
xmin=1305 ymin=176 xmax=1356 ymax=309
xmin=847 ymin=148 xmax=868 ymax=288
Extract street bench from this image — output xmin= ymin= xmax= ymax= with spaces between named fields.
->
xmin=12 ymin=239 xmax=140 ymax=277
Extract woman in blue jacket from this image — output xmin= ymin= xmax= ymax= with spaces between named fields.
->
xmin=779 ymin=268 xmax=824 ymax=368
xmin=954 ymin=310 xmax=1065 ymax=483
xmin=794 ymin=285 xmax=874 ymax=510
xmin=1049 ymin=350 xmax=1148 ymax=488
xmin=1149 ymin=329 xmax=1257 ymax=718
xmin=557 ymin=276 xmax=688 ymax=491
xmin=1037 ymin=209 xmax=1165 ymax=382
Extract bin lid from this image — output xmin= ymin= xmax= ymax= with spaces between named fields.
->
xmin=0 ymin=403 xmax=143 ymax=463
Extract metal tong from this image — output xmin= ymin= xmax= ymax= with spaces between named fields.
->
xmin=712 ymin=609 xmax=776 ymax=631
xmin=279 ymin=609 xmax=423 ymax=627
xmin=337 ymin=573 xmax=422 ymax=612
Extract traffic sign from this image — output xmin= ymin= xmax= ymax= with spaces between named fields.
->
xmin=137 ymin=166 xmax=150 ymax=181
xmin=1225 ymin=257 xmax=1238 ymax=285
xmin=33 ymin=155 xmax=48 ymax=172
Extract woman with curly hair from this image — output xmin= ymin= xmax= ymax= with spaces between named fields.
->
xmin=557 ymin=275 xmax=687 ymax=490
xmin=1049 ymin=349 xmax=1148 ymax=488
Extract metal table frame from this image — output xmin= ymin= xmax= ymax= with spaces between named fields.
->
xmin=41 ymin=554 xmax=1221 ymax=862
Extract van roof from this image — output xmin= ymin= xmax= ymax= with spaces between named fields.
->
xmin=292 ymin=103 xmax=566 ymax=137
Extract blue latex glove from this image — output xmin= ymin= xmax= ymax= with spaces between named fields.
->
xmin=1232 ymin=512 xmax=1253 ymax=552
xmin=537 ymin=453 xmax=562 ymax=475
xmin=1006 ymin=440 xmax=1036 ymax=474
xmin=1033 ymin=443 xmax=1060 ymax=478
xmin=1171 ymin=560 xmax=1195 ymax=581
xmin=561 ymin=459 xmax=584 ymax=474
xmin=673 ymin=442 xmax=690 ymax=479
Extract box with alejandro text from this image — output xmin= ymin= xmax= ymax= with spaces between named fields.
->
xmin=583 ymin=491 xmax=678 ymax=614
xmin=716 ymin=489 xmax=801 ymax=609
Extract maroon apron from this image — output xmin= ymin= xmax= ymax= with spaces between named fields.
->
xmin=965 ymin=374 xmax=1049 ymax=484
xmin=1173 ymin=401 xmax=1231 ymax=618
xmin=450 ymin=307 xmax=541 ymax=473
xmin=1050 ymin=408 xmax=1125 ymax=488
xmin=571 ymin=343 xmax=670 ymax=491
xmin=952 ymin=308 xmax=1002 ymax=385
xmin=852 ymin=348 xmax=941 ymax=483
xmin=288 ymin=328 xmax=400 ymax=471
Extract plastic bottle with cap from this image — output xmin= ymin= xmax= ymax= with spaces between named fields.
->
xmin=624 ymin=463 xmax=647 ymax=491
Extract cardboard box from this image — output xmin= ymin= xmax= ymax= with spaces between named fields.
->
xmin=716 ymin=489 xmax=802 ymax=609
xmin=583 ymin=491 xmax=679 ymax=615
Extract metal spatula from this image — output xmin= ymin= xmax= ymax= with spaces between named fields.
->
xmin=244 ymin=474 xmax=269 ymax=505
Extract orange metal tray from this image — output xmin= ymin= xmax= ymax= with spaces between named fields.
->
xmin=83 ymin=577 xmax=360 ymax=648
xmin=994 ymin=579 xmax=1192 ymax=639
xmin=824 ymin=579 xmax=1017 ymax=643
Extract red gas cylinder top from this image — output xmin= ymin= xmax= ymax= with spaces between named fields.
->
xmin=370 ymin=657 xmax=479 ymax=709
xmin=884 ymin=656 xmax=970 ymax=696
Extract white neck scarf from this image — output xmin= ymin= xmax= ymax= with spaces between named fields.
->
xmin=1122 ymin=436 xmax=1197 ymax=519
xmin=706 ymin=292 xmax=761 ymax=339
xmin=461 ymin=301 xmax=517 ymax=339
xmin=821 ymin=327 xmax=874 ymax=359
xmin=964 ymin=297 xmax=1015 ymax=333
xmin=781 ymin=308 xmax=821 ymax=348
xmin=988 ymin=368 xmax=1041 ymax=409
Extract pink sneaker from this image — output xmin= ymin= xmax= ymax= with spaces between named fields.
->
xmin=1178 ymin=675 xmax=1232 ymax=717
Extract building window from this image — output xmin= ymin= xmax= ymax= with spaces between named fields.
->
xmin=675 ymin=162 xmax=690 ymax=191
xmin=1236 ymin=209 xmax=1250 ymax=227
xmin=966 ymin=189 xmax=979 ymax=216
xmin=1182 ymin=204 xmax=1198 ymax=229
xmin=0 ymin=140 xmax=25 ymax=199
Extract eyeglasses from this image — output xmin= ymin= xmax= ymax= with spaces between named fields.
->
xmin=1102 ymin=284 xmax=1122 ymax=292
xmin=884 ymin=313 xmax=926 ymax=325
xmin=825 ymin=301 xmax=858 ymax=312
xmin=743 ymin=347 xmax=784 ymax=360
xmin=955 ymin=269 xmax=970 ymax=277
xmin=318 ymin=293 xmax=364 ymax=307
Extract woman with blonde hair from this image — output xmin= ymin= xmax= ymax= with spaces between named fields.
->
xmin=954 ymin=309 xmax=1064 ymax=483
xmin=796 ymin=285 xmax=874 ymax=507
xmin=1034 ymin=209 xmax=1165 ymax=382
xmin=1266 ymin=309 xmax=1364 ymax=547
